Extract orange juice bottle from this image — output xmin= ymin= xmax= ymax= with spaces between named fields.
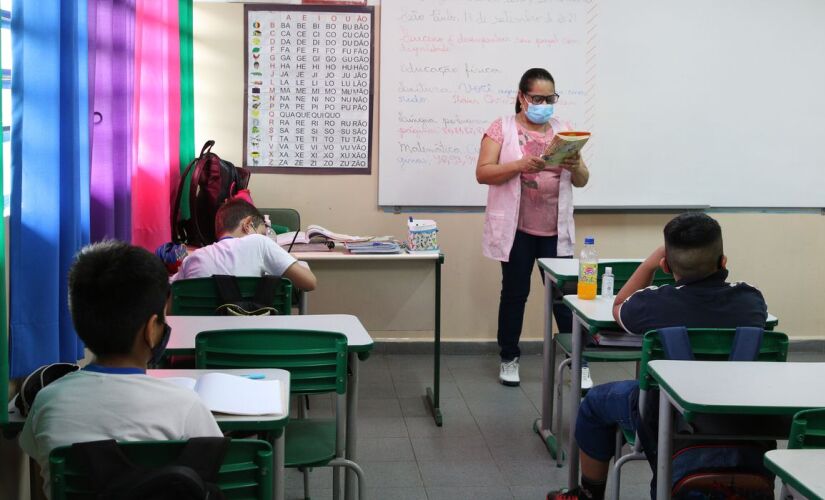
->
xmin=577 ymin=237 xmax=598 ymax=300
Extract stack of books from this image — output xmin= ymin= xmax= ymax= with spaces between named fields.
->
xmin=592 ymin=330 xmax=643 ymax=348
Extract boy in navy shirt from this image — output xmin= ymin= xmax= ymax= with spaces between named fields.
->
xmin=547 ymin=213 xmax=767 ymax=500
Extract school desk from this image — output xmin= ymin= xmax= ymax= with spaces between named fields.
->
xmin=650 ymin=360 xmax=825 ymax=500
xmin=295 ymin=249 xmax=446 ymax=426
xmin=166 ymin=313 xmax=372 ymax=500
xmin=765 ymin=449 xmax=825 ymax=500
xmin=6 ymin=369 xmax=291 ymax=500
xmin=151 ymin=368 xmax=290 ymax=500
xmin=556 ymin=293 xmax=778 ymax=489
xmin=534 ymin=258 xmax=643 ymax=464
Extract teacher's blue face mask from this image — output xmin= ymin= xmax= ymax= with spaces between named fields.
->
xmin=525 ymin=102 xmax=554 ymax=124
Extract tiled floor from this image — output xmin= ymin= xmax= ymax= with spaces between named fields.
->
xmin=285 ymin=350 xmax=825 ymax=500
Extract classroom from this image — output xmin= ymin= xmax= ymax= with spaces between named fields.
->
xmin=2 ymin=0 xmax=825 ymax=499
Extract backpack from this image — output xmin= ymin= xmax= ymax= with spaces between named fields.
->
xmin=14 ymin=363 xmax=80 ymax=417
xmin=172 ymin=140 xmax=252 ymax=247
xmin=70 ymin=437 xmax=230 ymax=500
xmin=213 ymin=275 xmax=280 ymax=316
xmin=636 ymin=327 xmax=777 ymax=499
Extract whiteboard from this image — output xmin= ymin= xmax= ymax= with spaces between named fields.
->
xmin=378 ymin=0 xmax=825 ymax=208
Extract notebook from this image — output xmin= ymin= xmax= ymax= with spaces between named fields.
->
xmin=161 ymin=372 xmax=284 ymax=416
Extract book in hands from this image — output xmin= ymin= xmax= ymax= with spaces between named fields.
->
xmin=161 ymin=372 xmax=284 ymax=416
xmin=541 ymin=131 xmax=591 ymax=169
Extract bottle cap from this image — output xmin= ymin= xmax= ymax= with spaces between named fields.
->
xmin=606 ymin=267 xmax=612 ymax=274
xmin=584 ymin=237 xmax=595 ymax=245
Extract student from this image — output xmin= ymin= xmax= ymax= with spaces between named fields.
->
xmin=20 ymin=241 xmax=223 ymax=498
xmin=172 ymin=199 xmax=317 ymax=291
xmin=546 ymin=212 xmax=768 ymax=500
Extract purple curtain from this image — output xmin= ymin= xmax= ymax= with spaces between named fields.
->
xmin=88 ymin=0 xmax=135 ymax=242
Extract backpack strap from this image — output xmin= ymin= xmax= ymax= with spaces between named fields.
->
xmin=658 ymin=326 xmax=695 ymax=360
xmin=252 ymin=275 xmax=279 ymax=310
xmin=172 ymin=437 xmax=231 ymax=483
xmin=213 ymin=275 xmax=243 ymax=304
xmin=729 ymin=326 xmax=764 ymax=361
xmin=172 ymin=156 xmax=200 ymax=244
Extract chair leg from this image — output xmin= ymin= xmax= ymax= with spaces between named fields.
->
xmin=328 ymin=458 xmax=367 ymax=500
xmin=301 ymin=467 xmax=311 ymax=500
xmin=608 ymin=448 xmax=646 ymax=500
xmin=553 ymin=357 xmax=573 ymax=467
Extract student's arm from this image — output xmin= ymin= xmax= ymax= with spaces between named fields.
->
xmin=475 ymin=136 xmax=543 ymax=185
xmin=283 ymin=261 xmax=317 ymax=292
xmin=612 ymin=246 xmax=666 ymax=322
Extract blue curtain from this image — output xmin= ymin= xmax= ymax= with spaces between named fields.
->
xmin=9 ymin=0 xmax=90 ymax=377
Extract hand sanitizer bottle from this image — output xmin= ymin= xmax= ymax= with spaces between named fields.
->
xmin=601 ymin=266 xmax=615 ymax=299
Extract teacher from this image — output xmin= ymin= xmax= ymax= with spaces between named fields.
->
xmin=476 ymin=68 xmax=590 ymax=388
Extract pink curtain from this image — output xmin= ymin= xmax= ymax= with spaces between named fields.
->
xmin=132 ymin=0 xmax=181 ymax=250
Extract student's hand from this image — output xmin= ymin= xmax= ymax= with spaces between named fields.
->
xmin=642 ymin=246 xmax=666 ymax=271
xmin=559 ymin=152 xmax=582 ymax=171
xmin=518 ymin=155 xmax=545 ymax=173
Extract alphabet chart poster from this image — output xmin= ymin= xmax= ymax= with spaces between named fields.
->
xmin=244 ymin=5 xmax=374 ymax=174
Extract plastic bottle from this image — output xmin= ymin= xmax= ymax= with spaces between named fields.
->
xmin=601 ymin=266 xmax=614 ymax=299
xmin=577 ymin=236 xmax=598 ymax=300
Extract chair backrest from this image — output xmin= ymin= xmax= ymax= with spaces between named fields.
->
xmin=788 ymin=408 xmax=825 ymax=449
xmin=171 ymin=277 xmax=292 ymax=316
xmin=195 ymin=329 xmax=348 ymax=395
xmin=638 ymin=328 xmax=789 ymax=390
xmin=597 ymin=261 xmax=674 ymax=294
xmin=258 ymin=208 xmax=300 ymax=234
xmin=49 ymin=439 xmax=272 ymax=500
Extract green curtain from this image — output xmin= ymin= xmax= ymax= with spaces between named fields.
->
xmin=178 ymin=0 xmax=194 ymax=219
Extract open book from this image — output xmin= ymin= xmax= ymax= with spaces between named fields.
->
xmin=161 ymin=372 xmax=284 ymax=416
xmin=542 ymin=131 xmax=591 ymax=169
xmin=275 ymin=225 xmax=372 ymax=246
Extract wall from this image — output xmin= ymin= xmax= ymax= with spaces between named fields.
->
xmin=193 ymin=3 xmax=825 ymax=341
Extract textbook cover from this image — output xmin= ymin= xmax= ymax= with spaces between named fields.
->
xmin=541 ymin=131 xmax=591 ymax=169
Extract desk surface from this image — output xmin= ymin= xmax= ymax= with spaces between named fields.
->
xmin=563 ymin=295 xmax=779 ymax=328
xmin=765 ymin=449 xmax=825 ymax=500
xmin=296 ymin=249 xmax=443 ymax=262
xmin=650 ymin=360 xmax=825 ymax=415
xmin=539 ymin=258 xmax=642 ymax=282
xmin=167 ymin=314 xmax=374 ymax=352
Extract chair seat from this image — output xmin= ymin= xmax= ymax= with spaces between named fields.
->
xmin=556 ymin=334 xmax=642 ymax=362
xmin=285 ymin=418 xmax=337 ymax=468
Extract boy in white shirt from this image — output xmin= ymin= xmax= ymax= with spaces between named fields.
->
xmin=19 ymin=241 xmax=223 ymax=499
xmin=172 ymin=199 xmax=316 ymax=291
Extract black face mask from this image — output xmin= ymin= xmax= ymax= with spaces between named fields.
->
xmin=149 ymin=322 xmax=172 ymax=367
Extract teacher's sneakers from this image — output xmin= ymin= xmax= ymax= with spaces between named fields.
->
xmin=499 ymin=357 xmax=520 ymax=386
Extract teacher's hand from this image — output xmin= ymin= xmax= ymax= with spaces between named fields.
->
xmin=559 ymin=152 xmax=582 ymax=171
xmin=518 ymin=155 xmax=545 ymax=173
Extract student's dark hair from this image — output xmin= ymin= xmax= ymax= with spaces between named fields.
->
xmin=68 ymin=241 xmax=169 ymax=357
xmin=515 ymin=68 xmax=555 ymax=114
xmin=215 ymin=199 xmax=264 ymax=235
xmin=663 ymin=212 xmax=724 ymax=280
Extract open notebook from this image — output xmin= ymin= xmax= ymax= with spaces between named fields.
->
xmin=161 ymin=373 xmax=284 ymax=416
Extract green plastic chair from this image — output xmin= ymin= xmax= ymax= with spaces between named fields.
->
xmin=259 ymin=208 xmax=300 ymax=235
xmin=195 ymin=329 xmax=366 ymax=500
xmin=608 ymin=328 xmax=789 ymax=499
xmin=171 ymin=276 xmax=293 ymax=316
xmin=49 ymin=439 xmax=273 ymax=500
xmin=788 ymin=408 xmax=825 ymax=449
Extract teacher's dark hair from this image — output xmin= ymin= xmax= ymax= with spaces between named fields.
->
xmin=515 ymin=68 xmax=555 ymax=114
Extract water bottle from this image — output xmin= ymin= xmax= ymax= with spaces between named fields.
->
xmin=602 ymin=266 xmax=615 ymax=299
xmin=577 ymin=237 xmax=598 ymax=300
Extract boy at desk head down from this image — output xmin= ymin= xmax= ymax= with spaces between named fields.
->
xmin=20 ymin=241 xmax=222 ymax=499
xmin=547 ymin=212 xmax=767 ymax=500
xmin=172 ymin=199 xmax=316 ymax=291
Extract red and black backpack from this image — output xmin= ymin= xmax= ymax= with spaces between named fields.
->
xmin=172 ymin=140 xmax=252 ymax=247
